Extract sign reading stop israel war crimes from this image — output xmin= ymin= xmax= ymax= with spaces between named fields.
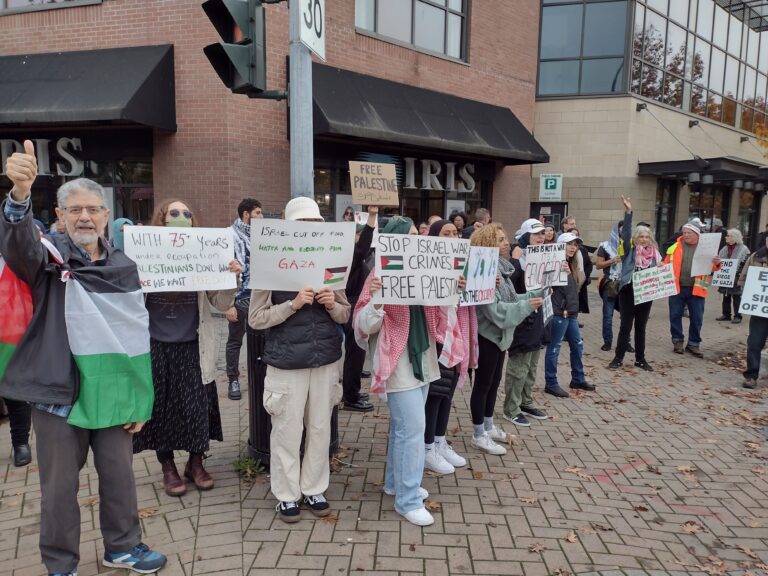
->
xmin=524 ymin=243 xmax=568 ymax=291
xmin=374 ymin=234 xmax=470 ymax=306
xmin=248 ymin=220 xmax=356 ymax=291
xmin=632 ymin=263 xmax=678 ymax=305
xmin=711 ymin=258 xmax=739 ymax=288
xmin=348 ymin=161 xmax=400 ymax=206
xmin=124 ymin=226 xmax=236 ymax=293
xmin=459 ymin=246 xmax=499 ymax=306
xmin=739 ymin=266 xmax=768 ymax=318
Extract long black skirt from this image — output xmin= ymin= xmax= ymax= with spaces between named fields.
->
xmin=133 ymin=339 xmax=223 ymax=454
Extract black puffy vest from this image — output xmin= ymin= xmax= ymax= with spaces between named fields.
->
xmin=262 ymin=290 xmax=343 ymax=369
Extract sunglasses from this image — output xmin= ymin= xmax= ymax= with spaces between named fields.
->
xmin=169 ymin=209 xmax=193 ymax=219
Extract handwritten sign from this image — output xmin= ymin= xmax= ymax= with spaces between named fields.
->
xmin=124 ymin=226 xmax=236 ymax=293
xmin=632 ymin=264 xmax=678 ymax=305
xmin=541 ymin=294 xmax=554 ymax=325
xmin=248 ymin=220 xmax=355 ymax=291
xmin=524 ymin=243 xmax=568 ymax=290
xmin=690 ymin=233 xmax=721 ymax=277
xmin=711 ymin=258 xmax=739 ymax=288
xmin=740 ymin=267 xmax=768 ymax=318
xmin=374 ymin=234 xmax=470 ymax=305
xmin=460 ymin=247 xmax=499 ymax=306
xmin=348 ymin=161 xmax=399 ymax=206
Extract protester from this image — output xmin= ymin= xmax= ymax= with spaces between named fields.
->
xmin=354 ymin=215 xmax=463 ymax=526
xmin=543 ymin=224 xmax=556 ymax=243
xmin=33 ymin=218 xmax=47 ymax=235
xmin=342 ymin=206 xmax=355 ymax=222
xmin=225 ymin=198 xmax=263 ymax=400
xmin=503 ymin=218 xmax=550 ymax=424
xmin=48 ymin=217 xmax=66 ymax=237
xmin=545 ymin=232 xmax=594 ymax=397
xmin=111 ymin=217 xmax=134 ymax=251
xmin=418 ymin=221 xmax=428 ymax=235
xmin=250 ymin=196 xmax=351 ymax=523
xmin=570 ymin=227 xmax=593 ymax=317
xmin=664 ymin=222 xmax=722 ymax=356
xmin=757 ymin=223 xmax=768 ymax=251
xmin=662 ymin=217 xmax=703 ymax=253
xmin=560 ymin=215 xmax=576 ymax=233
xmin=462 ymin=207 xmax=490 ymax=238
xmin=608 ymin=196 xmax=662 ymax=372
xmin=716 ymin=229 xmax=750 ymax=324
xmin=739 ymin=241 xmax=768 ymax=388
xmin=595 ymin=220 xmax=623 ymax=351
xmin=472 ymin=223 xmax=542 ymax=444
xmin=450 ymin=211 xmax=468 ymax=233
xmin=2 ymin=141 xmax=166 ymax=575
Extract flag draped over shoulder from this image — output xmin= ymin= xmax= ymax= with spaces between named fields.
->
xmin=64 ymin=263 xmax=154 ymax=429
xmin=0 ymin=256 xmax=33 ymax=381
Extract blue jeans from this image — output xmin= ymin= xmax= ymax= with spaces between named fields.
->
xmin=601 ymin=294 xmax=617 ymax=346
xmin=385 ymin=384 xmax=429 ymax=514
xmin=668 ymin=286 xmax=705 ymax=346
xmin=545 ymin=316 xmax=585 ymax=388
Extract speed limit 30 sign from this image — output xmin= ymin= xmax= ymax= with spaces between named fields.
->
xmin=300 ymin=0 xmax=325 ymax=60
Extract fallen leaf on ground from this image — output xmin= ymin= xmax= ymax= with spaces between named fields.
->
xmin=634 ymin=505 xmax=649 ymax=512
xmin=528 ymin=543 xmax=546 ymax=553
xmin=564 ymin=530 xmax=578 ymax=543
xmin=752 ymin=466 xmax=768 ymax=475
xmin=139 ymin=507 xmax=158 ymax=519
xmin=408 ymin=543 xmax=416 ymax=552
xmin=682 ymin=520 xmax=705 ymax=533
xmin=506 ymin=432 xmax=518 ymax=447
xmin=519 ymin=496 xmax=538 ymax=504
xmin=590 ymin=522 xmax=614 ymax=532
xmin=738 ymin=545 xmax=759 ymax=559
xmin=553 ymin=568 xmax=571 ymax=576
xmin=745 ymin=441 xmax=761 ymax=451
xmin=646 ymin=464 xmax=662 ymax=475
xmin=472 ymin=471 xmax=484 ymax=480
xmin=79 ymin=496 xmax=99 ymax=508
xmin=319 ymin=514 xmax=338 ymax=524
xmin=563 ymin=466 xmax=593 ymax=481
xmin=424 ymin=499 xmax=441 ymax=512
xmin=677 ymin=465 xmax=697 ymax=474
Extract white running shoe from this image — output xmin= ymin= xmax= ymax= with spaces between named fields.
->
xmin=486 ymin=424 xmax=507 ymax=442
xmin=399 ymin=507 xmax=434 ymax=526
xmin=384 ymin=486 xmax=429 ymax=500
xmin=470 ymin=432 xmax=507 ymax=455
xmin=437 ymin=440 xmax=467 ymax=468
xmin=424 ymin=447 xmax=455 ymax=475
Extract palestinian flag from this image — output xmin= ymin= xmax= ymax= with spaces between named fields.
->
xmin=0 ymin=257 xmax=33 ymax=381
xmin=323 ymin=266 xmax=348 ymax=286
xmin=453 ymin=257 xmax=466 ymax=270
xmin=64 ymin=264 xmax=154 ymax=430
xmin=381 ymin=255 xmax=403 ymax=270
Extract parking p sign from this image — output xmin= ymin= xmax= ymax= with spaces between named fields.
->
xmin=539 ymin=174 xmax=563 ymax=201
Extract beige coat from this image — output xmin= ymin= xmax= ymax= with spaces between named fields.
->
xmin=199 ymin=289 xmax=237 ymax=383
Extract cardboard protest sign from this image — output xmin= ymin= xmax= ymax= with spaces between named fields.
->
xmin=711 ymin=258 xmax=739 ymax=288
xmin=460 ymin=246 xmax=499 ymax=306
xmin=632 ymin=263 xmax=678 ymax=305
xmin=249 ymin=220 xmax=355 ymax=291
xmin=374 ymin=234 xmax=470 ymax=305
xmin=739 ymin=266 xmax=768 ymax=318
xmin=524 ymin=243 xmax=568 ymax=290
xmin=348 ymin=161 xmax=399 ymax=206
xmin=124 ymin=226 xmax=236 ymax=293
xmin=690 ymin=232 xmax=721 ymax=277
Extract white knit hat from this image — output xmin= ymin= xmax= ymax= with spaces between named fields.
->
xmin=284 ymin=196 xmax=324 ymax=221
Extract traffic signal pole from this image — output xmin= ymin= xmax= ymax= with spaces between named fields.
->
xmin=288 ymin=0 xmax=314 ymax=199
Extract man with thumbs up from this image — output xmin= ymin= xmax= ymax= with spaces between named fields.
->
xmin=1 ymin=141 xmax=167 ymax=576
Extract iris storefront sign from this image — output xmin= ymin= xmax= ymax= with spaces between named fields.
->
xmin=1 ymin=137 xmax=84 ymax=177
xmin=403 ymin=157 xmax=476 ymax=193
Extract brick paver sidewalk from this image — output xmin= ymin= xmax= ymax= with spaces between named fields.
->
xmin=2 ymin=290 xmax=767 ymax=576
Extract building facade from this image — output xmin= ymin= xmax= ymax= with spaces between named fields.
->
xmin=532 ymin=0 xmax=768 ymax=250
xmin=0 ymin=0 xmax=546 ymax=232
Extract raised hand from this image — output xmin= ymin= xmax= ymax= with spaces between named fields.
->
xmin=621 ymin=194 xmax=632 ymax=213
xmin=5 ymin=140 xmax=37 ymax=201
xmin=367 ymin=205 xmax=379 ymax=228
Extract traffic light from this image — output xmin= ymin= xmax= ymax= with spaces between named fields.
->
xmin=202 ymin=0 xmax=266 ymax=94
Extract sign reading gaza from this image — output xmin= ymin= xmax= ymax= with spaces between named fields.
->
xmin=374 ymin=234 xmax=470 ymax=306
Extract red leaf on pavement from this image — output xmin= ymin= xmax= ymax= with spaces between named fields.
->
xmin=682 ymin=520 xmax=705 ymax=533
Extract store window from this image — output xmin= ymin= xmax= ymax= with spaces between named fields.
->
xmin=688 ymin=185 xmax=729 ymax=230
xmin=355 ymin=0 xmax=468 ymax=61
xmin=655 ymin=179 xmax=677 ymax=244
xmin=0 ymin=0 xmax=101 ymax=15
xmin=738 ymin=189 xmax=760 ymax=247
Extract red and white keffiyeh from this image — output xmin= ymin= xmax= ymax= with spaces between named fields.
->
xmin=424 ymin=305 xmax=477 ymax=388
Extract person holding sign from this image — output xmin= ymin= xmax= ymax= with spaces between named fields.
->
xmin=664 ymin=222 xmax=722 ymax=357
xmin=738 ymin=243 xmax=768 ymax=388
xmin=716 ymin=229 xmax=750 ymax=324
xmin=471 ymin=224 xmax=542 ymax=449
xmin=249 ymin=197 xmax=351 ymax=524
xmin=133 ymin=199 xmax=240 ymax=497
xmin=608 ymin=196 xmax=663 ymax=372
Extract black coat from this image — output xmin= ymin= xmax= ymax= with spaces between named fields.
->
xmin=578 ymin=245 xmax=593 ymax=314
xmin=507 ymin=254 xmax=545 ymax=354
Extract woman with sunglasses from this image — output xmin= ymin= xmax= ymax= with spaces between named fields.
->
xmin=342 ymin=206 xmax=355 ymax=222
xmin=133 ymin=199 xmax=241 ymax=497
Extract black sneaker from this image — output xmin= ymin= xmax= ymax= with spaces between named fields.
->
xmin=303 ymin=494 xmax=332 ymax=517
xmin=569 ymin=380 xmax=596 ymax=392
xmin=545 ymin=385 xmax=570 ymax=398
xmin=276 ymin=501 xmax=301 ymax=523
xmin=343 ymin=398 xmax=374 ymax=412
xmin=716 ymin=315 xmax=731 ymax=321
xmin=608 ymin=358 xmax=622 ymax=369
xmin=600 ymin=343 xmax=611 ymax=351
xmin=227 ymin=380 xmax=242 ymax=401
xmin=520 ymin=405 xmax=548 ymax=420
xmin=503 ymin=413 xmax=530 ymax=427
xmin=358 ymin=392 xmax=370 ymax=401
xmin=732 ymin=316 xmax=743 ymax=324
xmin=634 ymin=359 xmax=654 ymax=371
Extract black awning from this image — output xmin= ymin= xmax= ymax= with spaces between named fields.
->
xmin=638 ymin=156 xmax=767 ymax=182
xmin=0 ymin=45 xmax=176 ymax=132
xmin=312 ymin=63 xmax=549 ymax=165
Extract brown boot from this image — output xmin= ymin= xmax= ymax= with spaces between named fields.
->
xmin=185 ymin=453 xmax=214 ymax=490
xmin=161 ymin=460 xmax=187 ymax=497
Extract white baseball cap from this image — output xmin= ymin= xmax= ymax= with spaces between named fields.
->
xmin=515 ymin=218 xmax=546 ymax=239
xmin=557 ymin=232 xmax=582 ymax=244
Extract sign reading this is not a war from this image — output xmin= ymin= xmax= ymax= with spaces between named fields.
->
xmin=739 ymin=266 xmax=768 ymax=318
xmin=374 ymin=233 xmax=470 ymax=306
xmin=524 ymin=243 xmax=568 ymax=291
xmin=248 ymin=220 xmax=356 ymax=291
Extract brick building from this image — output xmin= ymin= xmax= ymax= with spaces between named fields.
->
xmin=0 ymin=0 xmax=547 ymax=231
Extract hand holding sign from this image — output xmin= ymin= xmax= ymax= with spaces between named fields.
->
xmin=529 ymin=297 xmax=544 ymax=310
xmin=228 ymin=259 xmax=243 ymax=275
xmin=315 ymin=287 xmax=336 ymax=310
xmin=5 ymin=140 xmax=37 ymax=201
xmin=291 ymin=287 xmax=315 ymax=311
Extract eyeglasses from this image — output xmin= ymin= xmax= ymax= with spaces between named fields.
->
xmin=62 ymin=205 xmax=105 ymax=215
xmin=169 ymin=209 xmax=193 ymax=219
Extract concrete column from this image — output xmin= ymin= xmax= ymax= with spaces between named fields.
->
xmin=675 ymin=183 xmax=690 ymax=229
xmin=728 ymin=186 xmax=741 ymax=230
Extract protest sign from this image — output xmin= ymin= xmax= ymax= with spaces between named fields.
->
xmin=690 ymin=232 xmax=721 ymax=277
xmin=632 ymin=263 xmax=678 ymax=305
xmin=249 ymin=220 xmax=356 ymax=291
xmin=348 ymin=161 xmax=399 ymax=206
xmin=124 ymin=226 xmax=236 ymax=293
xmin=524 ymin=243 xmax=568 ymax=290
xmin=711 ymin=258 xmax=738 ymax=288
xmin=739 ymin=266 xmax=768 ymax=318
xmin=374 ymin=233 xmax=470 ymax=305
xmin=541 ymin=293 xmax=553 ymax=325
xmin=459 ymin=246 xmax=499 ymax=306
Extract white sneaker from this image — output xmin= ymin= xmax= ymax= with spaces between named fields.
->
xmin=437 ymin=440 xmax=466 ymax=468
xmin=470 ymin=432 xmax=507 ymax=455
xmin=399 ymin=507 xmax=434 ymax=526
xmin=424 ymin=447 xmax=455 ymax=475
xmin=384 ymin=486 xmax=429 ymax=500
xmin=486 ymin=424 xmax=507 ymax=442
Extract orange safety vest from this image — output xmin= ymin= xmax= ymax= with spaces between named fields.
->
xmin=663 ymin=239 xmax=713 ymax=298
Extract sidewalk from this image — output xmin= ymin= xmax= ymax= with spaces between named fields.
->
xmin=2 ymin=290 xmax=768 ymax=576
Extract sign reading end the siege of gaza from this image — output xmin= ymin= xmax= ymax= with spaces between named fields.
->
xmin=348 ymin=161 xmax=400 ymax=206
xmin=124 ymin=226 xmax=236 ymax=293
xmin=739 ymin=266 xmax=768 ymax=318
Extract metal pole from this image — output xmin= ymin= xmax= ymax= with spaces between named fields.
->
xmin=288 ymin=0 xmax=314 ymax=198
